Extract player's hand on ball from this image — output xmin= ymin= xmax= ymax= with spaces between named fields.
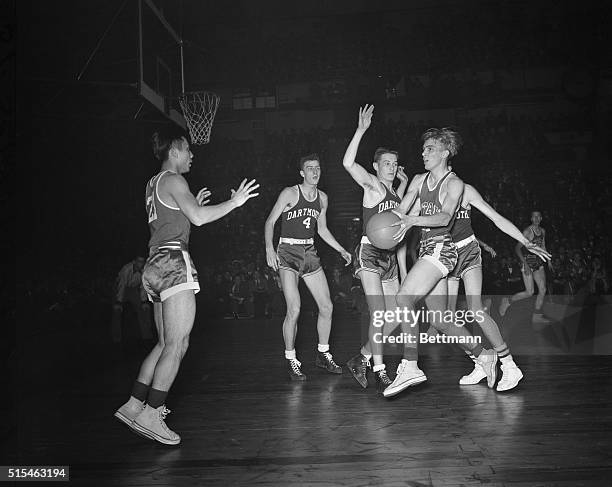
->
xmin=266 ymin=247 xmax=280 ymax=271
xmin=230 ymin=179 xmax=259 ymax=207
xmin=196 ymin=187 xmax=212 ymax=206
xmin=357 ymin=104 xmax=374 ymax=132
xmin=391 ymin=210 xmax=411 ymax=241
xmin=525 ymin=242 xmax=552 ymax=262
xmin=340 ymin=249 xmax=352 ymax=266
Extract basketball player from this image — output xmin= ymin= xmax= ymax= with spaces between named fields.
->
xmin=114 ymin=127 xmax=259 ymax=445
xmin=388 ymin=128 xmax=498 ymax=398
xmin=342 ymin=105 xmax=409 ymax=394
xmin=447 ymin=185 xmax=551 ymax=391
xmin=499 ymin=211 xmax=552 ymax=319
xmin=264 ymin=153 xmax=352 ymax=381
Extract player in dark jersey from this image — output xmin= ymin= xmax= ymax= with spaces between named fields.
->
xmin=500 ymin=210 xmax=552 ymax=320
xmin=388 ymin=128 xmax=498 ymax=398
xmin=265 ymin=153 xmax=351 ymax=381
xmin=114 ymin=127 xmax=259 ymax=445
xmin=342 ymin=105 xmax=411 ymax=394
xmin=447 ymin=184 xmax=550 ymax=391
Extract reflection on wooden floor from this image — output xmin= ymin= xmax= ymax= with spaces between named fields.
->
xmin=7 ymin=302 xmax=612 ymax=486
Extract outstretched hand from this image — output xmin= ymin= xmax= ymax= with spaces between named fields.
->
xmin=525 ymin=242 xmax=552 ymax=262
xmin=396 ymin=166 xmax=408 ymax=184
xmin=390 ymin=210 xmax=412 ymax=241
xmin=196 ymin=187 xmax=212 ymax=206
xmin=230 ymin=179 xmax=260 ymax=207
xmin=357 ymin=104 xmax=374 ymax=132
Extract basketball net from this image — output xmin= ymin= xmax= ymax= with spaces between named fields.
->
xmin=179 ymin=91 xmax=220 ymax=145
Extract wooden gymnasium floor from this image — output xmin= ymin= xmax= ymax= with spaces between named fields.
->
xmin=6 ymin=298 xmax=612 ymax=486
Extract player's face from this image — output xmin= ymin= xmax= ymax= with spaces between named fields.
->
xmin=422 ymin=138 xmax=448 ymax=171
xmin=175 ymin=137 xmax=194 ymax=174
xmin=374 ymin=153 xmax=398 ymax=182
xmin=531 ymin=211 xmax=542 ymax=225
xmin=301 ymin=160 xmax=321 ymax=185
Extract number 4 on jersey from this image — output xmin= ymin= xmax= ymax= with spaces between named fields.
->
xmin=302 ymin=217 xmax=311 ymax=229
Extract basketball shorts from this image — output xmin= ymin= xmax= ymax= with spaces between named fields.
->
xmin=277 ymin=243 xmax=322 ymax=277
xmin=354 ymin=240 xmax=398 ymax=283
xmin=448 ymin=239 xmax=482 ymax=280
xmin=525 ymin=255 xmax=544 ymax=272
xmin=418 ymin=234 xmax=457 ymax=278
xmin=142 ymin=244 xmax=200 ymax=303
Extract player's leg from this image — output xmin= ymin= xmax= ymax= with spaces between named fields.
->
xmin=346 ymin=269 xmax=385 ymax=389
xmin=279 ymin=268 xmax=305 ymax=380
xmin=463 ymin=268 xmax=522 ymax=389
xmin=114 ymin=301 xmax=164 ymax=427
xmin=303 ymin=269 xmax=341 ymax=374
xmin=447 ymin=277 xmax=460 ymax=313
xmin=500 ymin=266 xmax=535 ymax=316
xmin=131 ymin=289 xmax=195 ymax=445
xmin=532 ymin=266 xmax=547 ymax=313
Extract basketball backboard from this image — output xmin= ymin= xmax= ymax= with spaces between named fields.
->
xmin=138 ymin=0 xmax=185 ymax=127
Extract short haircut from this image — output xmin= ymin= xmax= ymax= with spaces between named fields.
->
xmin=299 ymin=153 xmax=320 ymax=170
xmin=421 ymin=127 xmax=463 ymax=159
xmin=151 ymin=126 xmax=189 ymax=162
xmin=373 ymin=147 xmax=398 ymax=163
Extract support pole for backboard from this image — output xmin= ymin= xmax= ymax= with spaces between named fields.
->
xmin=180 ymin=40 xmax=185 ymax=95
xmin=76 ymin=0 xmax=128 ymax=81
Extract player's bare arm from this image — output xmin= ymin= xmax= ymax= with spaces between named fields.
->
xmin=396 ymin=166 xmax=409 ymax=198
xmin=164 ymin=174 xmax=259 ymax=226
xmin=264 ymin=186 xmax=299 ymax=271
xmin=316 ymin=192 xmax=352 ymax=266
xmin=342 ymin=104 xmax=380 ymax=193
xmin=466 ymin=184 xmax=551 ymax=262
xmin=395 ymin=173 xmax=425 ymax=215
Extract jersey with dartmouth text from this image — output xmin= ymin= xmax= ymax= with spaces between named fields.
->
xmin=362 ymin=184 xmax=401 ymax=236
xmin=280 ymin=185 xmax=321 ymax=240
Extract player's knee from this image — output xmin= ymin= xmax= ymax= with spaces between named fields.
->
xmin=318 ymin=299 xmax=333 ymax=318
xmin=286 ymin=302 xmax=301 ymax=320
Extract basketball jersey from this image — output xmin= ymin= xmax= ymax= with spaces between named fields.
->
xmin=362 ymin=183 xmax=401 ymax=236
xmin=280 ymin=185 xmax=321 ymax=239
xmin=450 ymin=204 xmax=474 ymax=242
xmin=145 ymin=170 xmax=191 ymax=250
xmin=419 ymin=171 xmax=456 ymax=239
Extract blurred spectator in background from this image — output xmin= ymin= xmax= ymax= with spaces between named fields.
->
xmin=110 ymin=256 xmax=153 ymax=344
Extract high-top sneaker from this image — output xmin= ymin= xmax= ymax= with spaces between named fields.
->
xmin=375 ymin=369 xmax=393 ymax=394
xmin=459 ymin=363 xmax=487 ymax=385
xmin=288 ymin=358 xmax=307 ymax=381
xmin=131 ymin=405 xmax=181 ymax=445
xmin=476 ymin=349 xmax=498 ymax=388
xmin=315 ymin=351 xmax=342 ymax=374
xmin=383 ymin=360 xmax=427 ymax=398
xmin=496 ymin=360 xmax=524 ymax=392
xmin=346 ymin=353 xmax=370 ymax=388
xmin=114 ymin=396 xmax=145 ymax=427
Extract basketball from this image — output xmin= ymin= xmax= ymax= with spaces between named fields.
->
xmin=366 ymin=211 xmax=401 ymax=249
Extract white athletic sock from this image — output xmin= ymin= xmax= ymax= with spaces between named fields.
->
xmin=285 ymin=350 xmax=296 ymax=360
xmin=317 ymin=344 xmax=329 ymax=353
xmin=500 ymin=355 xmax=515 ymax=365
xmin=373 ymin=364 xmax=386 ymax=373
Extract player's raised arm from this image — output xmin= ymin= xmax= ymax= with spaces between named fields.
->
xmin=396 ymin=166 xmax=409 ymax=198
xmin=264 ymin=187 xmax=296 ymax=271
xmin=316 ymin=192 xmax=352 ymax=266
xmin=343 ymin=105 xmax=378 ymax=188
xmin=467 ymin=185 xmax=551 ymax=262
xmin=167 ymin=175 xmax=259 ymax=227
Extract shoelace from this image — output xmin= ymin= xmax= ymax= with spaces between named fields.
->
xmin=377 ymin=370 xmax=391 ymax=383
xmin=160 ymin=406 xmax=171 ymax=420
xmin=289 ymin=358 xmax=303 ymax=375
xmin=396 ymin=361 xmax=407 ymax=376
xmin=322 ymin=352 xmax=339 ymax=368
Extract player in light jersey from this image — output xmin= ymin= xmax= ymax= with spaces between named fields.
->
xmin=447 ymin=184 xmax=551 ymax=391
xmin=342 ymin=105 xmax=411 ymax=394
xmin=499 ymin=210 xmax=552 ymax=320
xmin=388 ymin=128 xmax=498 ymax=398
xmin=114 ymin=127 xmax=259 ymax=445
xmin=265 ymin=153 xmax=351 ymax=381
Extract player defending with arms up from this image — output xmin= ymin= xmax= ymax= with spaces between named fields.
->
xmin=265 ymin=154 xmax=352 ymax=381
xmin=114 ymin=127 xmax=259 ymax=445
xmin=343 ymin=105 xmax=411 ymax=394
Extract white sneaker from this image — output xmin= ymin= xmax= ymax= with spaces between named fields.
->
xmin=496 ymin=362 xmax=524 ymax=391
xmin=131 ymin=405 xmax=181 ymax=445
xmin=459 ymin=363 xmax=487 ymax=385
xmin=476 ymin=349 xmax=498 ymax=388
xmin=383 ymin=360 xmax=427 ymax=398
xmin=114 ymin=397 xmax=145 ymax=427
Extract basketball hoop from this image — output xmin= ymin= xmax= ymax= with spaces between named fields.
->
xmin=179 ymin=91 xmax=220 ymax=145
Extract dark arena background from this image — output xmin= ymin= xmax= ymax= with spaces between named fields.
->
xmin=9 ymin=0 xmax=612 ymax=485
